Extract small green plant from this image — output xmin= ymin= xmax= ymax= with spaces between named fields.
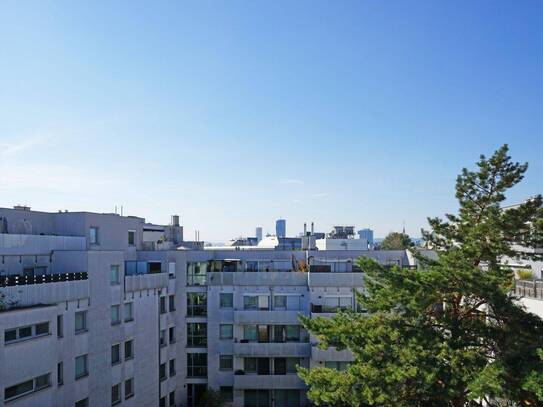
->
xmin=517 ymin=269 xmax=535 ymax=280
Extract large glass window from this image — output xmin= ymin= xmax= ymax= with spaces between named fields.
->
xmin=220 ymin=293 xmax=233 ymax=308
xmin=187 ymin=323 xmax=207 ymax=347
xmin=187 ymin=262 xmax=208 ymax=286
xmin=325 ymin=361 xmax=349 ymax=370
xmin=324 ymin=296 xmax=352 ymax=312
xmin=219 ymin=324 xmax=233 ymax=339
xmin=244 ymin=295 xmax=269 ymax=310
xmin=4 ymin=374 xmax=51 ymax=402
xmin=274 ymin=390 xmax=300 ymax=407
xmin=219 ymin=355 xmax=233 ymax=371
xmin=128 ymin=230 xmax=135 ymax=246
xmin=187 ymin=353 xmax=207 ymax=377
xmin=244 ymin=390 xmax=270 ymax=407
xmin=187 ymin=293 xmax=207 ymax=317
xmin=274 ymin=295 xmax=287 ymax=310
xmin=244 ymin=358 xmax=270 ymax=375
xmin=220 ymin=386 xmax=234 ymax=403
xmin=243 ymin=325 xmax=257 ymax=342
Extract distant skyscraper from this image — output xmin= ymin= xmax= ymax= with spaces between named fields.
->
xmin=276 ymin=219 xmax=286 ymax=238
xmin=358 ymin=228 xmax=374 ymax=247
xmin=256 ymin=227 xmax=263 ymax=242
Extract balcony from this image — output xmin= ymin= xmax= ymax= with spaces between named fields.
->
xmin=125 ymin=273 xmax=168 ymax=292
xmin=234 ymin=310 xmax=302 ymax=324
xmin=311 ymin=346 xmax=353 ymax=362
xmin=0 ymin=272 xmax=87 ymax=287
xmin=234 ymin=342 xmax=310 ymax=357
xmin=234 ymin=374 xmax=306 ymax=390
xmin=0 ymin=278 xmax=89 ymax=309
xmin=308 ymin=272 xmax=364 ymax=287
xmin=208 ymin=272 xmax=308 ymax=286
xmin=515 ymin=279 xmax=543 ymax=301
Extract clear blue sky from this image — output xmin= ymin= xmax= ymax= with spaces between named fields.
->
xmin=1 ymin=1 xmax=542 ymax=241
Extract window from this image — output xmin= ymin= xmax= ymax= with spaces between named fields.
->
xmin=89 ymin=227 xmax=98 ymax=244
xmin=125 ymin=378 xmax=134 ymax=399
xmin=220 ymin=324 xmax=233 ymax=339
xmin=275 ymin=390 xmax=300 ymax=407
xmin=219 ymin=355 xmax=233 ymax=371
xmin=325 ymin=361 xmax=349 ymax=370
xmin=275 ymin=358 xmax=299 ymax=375
xmin=169 ymin=359 xmax=176 ymax=376
xmin=124 ymin=302 xmax=133 ymax=322
xmin=19 ymin=326 xmax=32 ymax=339
xmin=187 ymin=262 xmax=207 ymax=286
xmin=187 ymin=353 xmax=207 ymax=377
xmin=274 ymin=295 xmax=287 ymax=310
xmin=75 ymin=311 xmax=87 ymax=333
xmin=187 ymin=323 xmax=207 ymax=347
xmin=244 ymin=358 xmax=270 ymax=375
xmin=187 ymin=292 xmax=206 ymax=316
xmin=244 ymin=295 xmax=269 ymax=310
xmin=128 ymin=230 xmax=135 ymax=246
xmin=159 ymin=363 xmax=167 ymax=381
xmin=160 ymin=329 xmax=167 ymax=347
xmin=244 ymin=390 xmax=270 ymax=407
xmin=4 ymin=322 xmax=50 ymax=344
xmin=111 ymin=344 xmax=120 ymax=365
xmin=243 ymin=325 xmax=257 ymax=342
xmin=35 ymin=322 xmax=49 ymax=336
xmin=57 ymin=362 xmax=63 ymax=385
xmin=160 ymin=396 xmax=166 ymax=407
xmin=75 ymin=398 xmax=89 ymax=407
xmin=4 ymin=373 xmax=51 ymax=402
xmin=125 ymin=340 xmax=134 ymax=360
xmin=169 ymin=391 xmax=175 ymax=406
xmin=110 ymin=265 xmax=120 ymax=285
xmin=324 ymin=296 xmax=352 ymax=313
xmin=112 ymin=383 xmax=121 ymax=405
xmin=57 ymin=315 xmax=63 ymax=337
xmin=75 ymin=355 xmax=88 ymax=379
xmin=160 ymin=297 xmax=167 ymax=314
xmin=111 ymin=305 xmax=121 ymax=325
xmin=169 ymin=326 xmax=176 ymax=343
xmin=169 ymin=295 xmax=176 ymax=311
xmin=168 ymin=262 xmax=176 ymax=279
xmin=220 ymin=386 xmax=234 ymax=403
xmin=220 ymin=292 xmax=233 ymax=308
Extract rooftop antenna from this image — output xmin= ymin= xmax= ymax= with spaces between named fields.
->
xmin=121 ymin=206 xmax=124 ymax=216
xmin=402 ymin=220 xmax=405 ymax=235
xmin=115 ymin=205 xmax=117 ymax=215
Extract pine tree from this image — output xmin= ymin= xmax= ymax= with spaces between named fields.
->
xmin=299 ymin=145 xmax=543 ymax=406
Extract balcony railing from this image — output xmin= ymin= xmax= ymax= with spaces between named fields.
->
xmin=1 ymin=272 xmax=88 ymax=287
xmin=515 ymin=279 xmax=543 ymax=301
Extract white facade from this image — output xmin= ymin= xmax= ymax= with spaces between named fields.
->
xmin=0 ymin=206 xmax=416 ymax=407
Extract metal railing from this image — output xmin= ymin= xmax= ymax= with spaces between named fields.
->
xmin=0 ymin=272 xmax=88 ymax=287
xmin=515 ymin=279 xmax=543 ymax=301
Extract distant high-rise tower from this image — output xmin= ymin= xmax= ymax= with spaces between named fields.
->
xmin=256 ymin=227 xmax=263 ymax=242
xmin=276 ymin=219 xmax=286 ymax=238
xmin=358 ymin=228 xmax=374 ymax=247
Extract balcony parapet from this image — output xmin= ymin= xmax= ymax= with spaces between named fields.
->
xmin=234 ymin=342 xmax=310 ymax=357
xmin=234 ymin=374 xmax=306 ymax=390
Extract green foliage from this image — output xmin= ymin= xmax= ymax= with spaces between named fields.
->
xmin=299 ymin=145 xmax=543 ymax=406
xmin=517 ymin=269 xmax=535 ymax=280
xmin=379 ymin=232 xmax=413 ymax=250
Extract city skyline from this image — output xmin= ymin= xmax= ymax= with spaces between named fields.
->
xmin=1 ymin=1 xmax=542 ymax=241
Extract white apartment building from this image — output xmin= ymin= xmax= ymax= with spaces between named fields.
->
xmin=0 ymin=206 xmax=417 ymax=407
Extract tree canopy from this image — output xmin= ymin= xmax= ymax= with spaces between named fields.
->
xmin=299 ymin=145 xmax=543 ymax=406
xmin=379 ymin=232 xmax=413 ymax=250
